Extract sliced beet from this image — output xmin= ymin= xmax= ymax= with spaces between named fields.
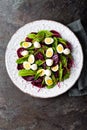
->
xmin=17 ymin=64 xmax=24 ymax=70
xmin=42 ymin=62 xmax=46 ymax=69
xmin=22 ymin=76 xmax=34 ymax=81
xmin=31 ymin=77 xmax=44 ymax=88
xmin=17 ymin=47 xmax=26 ymax=58
xmin=35 ymin=52 xmax=44 ymax=60
xmin=51 ymin=30 xmax=61 ymax=38
xmin=54 ymin=71 xmax=59 ymax=78
xmin=52 ymin=53 xmax=59 ymax=66
xmin=25 ymin=37 xmax=32 ymax=42
xmin=66 ymin=41 xmax=72 ymax=51
xmin=67 ymin=57 xmax=73 ymax=69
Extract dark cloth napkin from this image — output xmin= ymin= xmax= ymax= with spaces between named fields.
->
xmin=67 ymin=19 xmax=87 ymax=96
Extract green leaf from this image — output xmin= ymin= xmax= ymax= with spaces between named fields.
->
xmin=63 ymin=71 xmax=70 ymax=80
xmin=27 ymin=33 xmax=36 ymax=39
xmin=52 ymin=37 xmax=58 ymax=52
xmin=34 ymin=31 xmax=45 ymax=42
xmin=38 ymin=30 xmax=53 ymax=37
xmin=59 ymin=62 xmax=63 ymax=81
xmin=16 ymin=55 xmax=29 ymax=64
xmin=54 ymin=37 xmax=58 ymax=47
xmin=46 ymin=85 xmax=54 ymax=89
xmin=34 ymin=72 xmax=41 ymax=80
xmin=35 ymin=60 xmax=45 ymax=66
xmin=51 ymin=73 xmax=57 ymax=84
xmin=27 ymin=46 xmax=34 ymax=50
xmin=58 ymin=38 xmax=66 ymax=45
xmin=18 ymin=69 xmax=35 ymax=76
xmin=60 ymin=55 xmax=67 ymax=67
xmin=20 ymin=41 xmax=24 ymax=46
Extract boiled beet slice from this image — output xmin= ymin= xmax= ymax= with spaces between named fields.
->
xmin=42 ymin=62 xmax=46 ymax=69
xmin=35 ymin=52 xmax=44 ymax=60
xmin=25 ymin=37 xmax=32 ymax=42
xmin=66 ymin=41 xmax=72 ymax=51
xmin=54 ymin=71 xmax=59 ymax=78
xmin=17 ymin=47 xmax=26 ymax=58
xmin=17 ymin=64 xmax=24 ymax=70
xmin=67 ymin=57 xmax=73 ymax=69
xmin=52 ymin=53 xmax=59 ymax=66
xmin=31 ymin=77 xmax=44 ymax=88
xmin=22 ymin=76 xmax=34 ymax=81
xmin=51 ymin=30 xmax=61 ymax=38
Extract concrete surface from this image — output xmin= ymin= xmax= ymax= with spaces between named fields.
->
xmin=0 ymin=0 xmax=87 ymax=130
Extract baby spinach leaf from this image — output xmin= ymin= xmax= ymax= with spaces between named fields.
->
xmin=35 ymin=60 xmax=45 ymax=66
xmin=34 ymin=72 xmax=41 ymax=80
xmin=38 ymin=30 xmax=53 ymax=37
xmin=63 ymin=71 xmax=70 ymax=80
xmin=60 ymin=55 xmax=67 ymax=67
xmin=46 ymin=84 xmax=54 ymax=89
xmin=58 ymin=38 xmax=66 ymax=45
xmin=27 ymin=33 xmax=36 ymax=39
xmin=34 ymin=31 xmax=45 ymax=42
xmin=59 ymin=62 xmax=63 ymax=81
xmin=16 ymin=55 xmax=29 ymax=64
xmin=18 ymin=69 xmax=35 ymax=76
xmin=20 ymin=41 xmax=24 ymax=46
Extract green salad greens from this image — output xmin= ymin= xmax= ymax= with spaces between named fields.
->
xmin=16 ymin=30 xmax=73 ymax=88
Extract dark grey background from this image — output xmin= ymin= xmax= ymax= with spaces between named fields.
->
xmin=0 ymin=0 xmax=87 ymax=130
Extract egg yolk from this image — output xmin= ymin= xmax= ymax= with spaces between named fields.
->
xmin=58 ymin=46 xmax=63 ymax=52
xmin=24 ymin=62 xmax=30 ymax=70
xmin=51 ymin=65 xmax=59 ymax=72
xmin=28 ymin=57 xmax=33 ymax=64
xmin=57 ymin=44 xmax=64 ymax=53
xmin=47 ymin=79 xmax=53 ymax=86
xmin=23 ymin=42 xmax=29 ymax=47
xmin=46 ymin=38 xmax=52 ymax=43
xmin=46 ymin=51 xmax=52 ymax=57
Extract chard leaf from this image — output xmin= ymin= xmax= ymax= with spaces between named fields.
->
xmin=20 ymin=41 xmax=24 ymax=46
xmin=18 ymin=69 xmax=35 ymax=76
xmin=60 ymin=55 xmax=67 ymax=67
xmin=59 ymin=62 xmax=63 ymax=81
xmin=58 ymin=38 xmax=66 ymax=45
xmin=34 ymin=31 xmax=45 ymax=42
xmin=27 ymin=33 xmax=36 ymax=39
xmin=34 ymin=72 xmax=41 ymax=80
xmin=52 ymin=73 xmax=57 ymax=84
xmin=35 ymin=60 xmax=45 ymax=66
xmin=16 ymin=55 xmax=29 ymax=64
xmin=38 ymin=30 xmax=53 ymax=37
xmin=63 ymin=71 xmax=70 ymax=80
xmin=46 ymin=84 xmax=54 ymax=89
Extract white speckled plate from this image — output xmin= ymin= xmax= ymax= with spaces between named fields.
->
xmin=5 ymin=20 xmax=83 ymax=98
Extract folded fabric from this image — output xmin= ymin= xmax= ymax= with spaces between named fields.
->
xmin=67 ymin=19 xmax=87 ymax=96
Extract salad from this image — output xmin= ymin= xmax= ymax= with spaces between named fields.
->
xmin=16 ymin=30 xmax=73 ymax=89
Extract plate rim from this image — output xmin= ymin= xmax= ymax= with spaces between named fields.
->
xmin=5 ymin=19 xmax=83 ymax=98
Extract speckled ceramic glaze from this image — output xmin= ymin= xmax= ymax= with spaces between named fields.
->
xmin=5 ymin=20 xmax=83 ymax=98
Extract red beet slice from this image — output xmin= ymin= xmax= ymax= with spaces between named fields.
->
xmin=35 ymin=52 xmax=44 ymax=60
xmin=52 ymin=53 xmax=59 ymax=66
xmin=67 ymin=57 xmax=73 ymax=69
xmin=54 ymin=71 xmax=59 ymax=78
xmin=22 ymin=76 xmax=34 ymax=81
xmin=31 ymin=77 xmax=44 ymax=88
xmin=51 ymin=30 xmax=61 ymax=38
xmin=66 ymin=41 xmax=72 ymax=51
xmin=17 ymin=47 xmax=26 ymax=58
xmin=42 ymin=62 xmax=46 ymax=69
xmin=17 ymin=64 xmax=24 ymax=70
xmin=25 ymin=37 xmax=32 ymax=42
